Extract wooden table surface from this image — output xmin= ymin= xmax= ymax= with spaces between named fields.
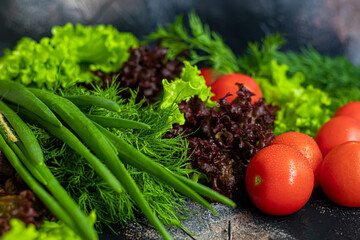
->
xmin=99 ymin=188 xmax=360 ymax=240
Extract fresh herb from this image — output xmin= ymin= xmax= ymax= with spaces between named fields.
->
xmin=30 ymin=87 xmax=179 ymax=239
xmin=17 ymin=107 xmax=124 ymax=194
xmin=25 ymin=84 xmax=234 ymax=238
xmin=0 ymin=24 xmax=139 ymax=89
xmin=238 ymin=33 xmax=285 ymax=76
xmin=274 ymin=47 xmax=360 ymax=112
xmin=33 ymin=95 xmax=190 ymax=230
xmin=0 ymin=116 xmax=97 ymax=240
xmin=146 ymin=12 xmax=240 ymax=74
xmin=165 ymin=85 xmax=279 ymax=200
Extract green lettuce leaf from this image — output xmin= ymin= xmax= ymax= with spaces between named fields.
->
xmin=2 ymin=212 xmax=96 ymax=240
xmin=51 ymin=23 xmax=139 ymax=73
xmin=273 ymin=46 xmax=360 ymax=112
xmin=0 ymin=23 xmax=139 ymax=89
xmin=256 ymin=60 xmax=332 ymax=136
xmin=161 ymin=61 xmax=216 ymax=124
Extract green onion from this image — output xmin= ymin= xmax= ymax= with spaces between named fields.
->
xmin=86 ymin=114 xmax=151 ymax=130
xmin=13 ymin=105 xmax=124 ymax=193
xmin=0 ymin=100 xmax=44 ymax=166
xmin=95 ymin=123 xmax=232 ymax=212
xmin=29 ymin=88 xmax=173 ymax=240
xmin=173 ymin=174 xmax=236 ymax=207
xmin=0 ymin=129 xmax=47 ymax=185
xmin=0 ymin=133 xmax=86 ymax=239
xmin=64 ymin=95 xmax=121 ymax=112
xmin=34 ymin=163 xmax=98 ymax=240
xmin=0 ymin=80 xmax=61 ymax=126
xmin=0 ymin=98 xmax=97 ymax=240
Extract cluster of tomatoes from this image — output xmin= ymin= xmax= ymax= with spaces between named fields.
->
xmin=201 ymin=68 xmax=360 ymax=216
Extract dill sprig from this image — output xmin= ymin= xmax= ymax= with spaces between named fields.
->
xmin=30 ymin=83 xmax=195 ymax=231
xmin=274 ymin=47 xmax=360 ymax=111
xmin=146 ymin=11 xmax=240 ymax=74
xmin=238 ymin=33 xmax=285 ymax=77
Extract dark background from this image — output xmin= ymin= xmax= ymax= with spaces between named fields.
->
xmin=1 ymin=0 xmax=360 ymax=64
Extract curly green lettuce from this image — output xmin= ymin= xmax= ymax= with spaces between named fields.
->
xmin=274 ymin=46 xmax=360 ymax=112
xmin=161 ymin=61 xmax=216 ymax=124
xmin=51 ymin=24 xmax=139 ymax=73
xmin=2 ymin=212 xmax=96 ymax=240
xmin=0 ymin=23 xmax=139 ymax=89
xmin=255 ymin=60 xmax=332 ymax=136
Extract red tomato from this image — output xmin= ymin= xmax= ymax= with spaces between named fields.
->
xmin=334 ymin=101 xmax=360 ymax=121
xmin=199 ymin=67 xmax=220 ymax=86
xmin=210 ymin=73 xmax=262 ymax=104
xmin=315 ymin=116 xmax=360 ymax=157
xmin=272 ymin=132 xmax=323 ymax=188
xmin=245 ymin=144 xmax=314 ymax=216
xmin=320 ymin=141 xmax=360 ymax=207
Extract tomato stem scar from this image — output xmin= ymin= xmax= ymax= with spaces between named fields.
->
xmin=255 ymin=175 xmax=262 ymax=185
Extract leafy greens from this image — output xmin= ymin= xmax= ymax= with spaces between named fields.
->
xmin=253 ymin=60 xmax=331 ymax=136
xmin=32 ymin=84 xmax=195 ymax=230
xmin=165 ymin=86 xmax=279 ymax=200
xmin=161 ymin=61 xmax=216 ymax=124
xmin=146 ymin=12 xmax=240 ymax=74
xmin=148 ymin=13 xmax=333 ymax=136
xmin=0 ymin=24 xmax=139 ymax=89
xmin=2 ymin=211 xmax=96 ymax=240
xmin=274 ymin=47 xmax=360 ymax=112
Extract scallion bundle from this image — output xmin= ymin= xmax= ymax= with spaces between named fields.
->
xmin=0 ymin=80 xmax=236 ymax=240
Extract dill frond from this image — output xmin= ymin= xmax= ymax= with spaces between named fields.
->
xmin=31 ymin=83 xmax=195 ymax=232
xmin=146 ymin=11 xmax=240 ymax=74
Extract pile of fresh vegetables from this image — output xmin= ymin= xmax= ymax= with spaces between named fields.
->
xmin=1 ymin=11 xmax=360 ymax=240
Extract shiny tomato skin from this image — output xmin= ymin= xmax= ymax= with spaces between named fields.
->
xmin=272 ymin=131 xmax=323 ymax=188
xmin=245 ymin=144 xmax=314 ymax=216
xmin=210 ymin=73 xmax=262 ymax=104
xmin=334 ymin=101 xmax=360 ymax=121
xmin=199 ymin=67 xmax=220 ymax=86
xmin=315 ymin=116 xmax=360 ymax=157
xmin=320 ymin=141 xmax=360 ymax=207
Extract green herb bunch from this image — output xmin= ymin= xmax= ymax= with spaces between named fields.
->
xmin=147 ymin=12 xmax=240 ymax=74
xmin=33 ymin=84 xmax=195 ymax=230
xmin=0 ymin=78 xmax=235 ymax=240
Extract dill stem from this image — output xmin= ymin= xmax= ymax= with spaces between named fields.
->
xmin=13 ymin=105 xmax=124 ymax=193
xmin=95 ymin=123 xmax=221 ymax=215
